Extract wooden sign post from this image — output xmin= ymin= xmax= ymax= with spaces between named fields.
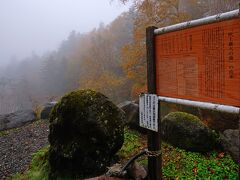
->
xmin=146 ymin=26 xmax=162 ymax=180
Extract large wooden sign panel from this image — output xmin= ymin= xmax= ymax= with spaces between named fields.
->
xmin=155 ymin=18 xmax=240 ymax=107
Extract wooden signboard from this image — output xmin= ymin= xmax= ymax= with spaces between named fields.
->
xmin=155 ymin=18 xmax=240 ymax=107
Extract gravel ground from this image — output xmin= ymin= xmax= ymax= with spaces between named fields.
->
xmin=0 ymin=120 xmax=49 ymax=179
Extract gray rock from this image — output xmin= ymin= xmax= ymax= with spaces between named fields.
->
xmin=220 ymin=129 xmax=239 ymax=163
xmin=118 ymin=101 xmax=147 ymax=133
xmin=127 ymin=161 xmax=147 ymax=180
xmin=105 ymin=162 xmax=147 ymax=180
xmin=48 ymin=90 xmax=125 ymax=178
xmin=106 ymin=163 xmax=124 ymax=177
xmin=0 ymin=110 xmax=36 ymax=131
xmin=161 ymin=112 xmax=218 ymax=152
xmin=40 ymin=101 xmax=57 ymax=119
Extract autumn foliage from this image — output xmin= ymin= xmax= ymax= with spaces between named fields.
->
xmin=1 ymin=0 xmax=238 ymax=113
xmin=38 ymin=0 xmax=240 ymax=103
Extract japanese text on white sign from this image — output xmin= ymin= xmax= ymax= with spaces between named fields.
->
xmin=139 ymin=94 xmax=158 ymax=132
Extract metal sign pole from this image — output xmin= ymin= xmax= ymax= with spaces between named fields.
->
xmin=146 ymin=26 xmax=162 ymax=180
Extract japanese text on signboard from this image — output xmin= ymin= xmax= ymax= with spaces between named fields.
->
xmin=155 ymin=18 xmax=240 ymax=107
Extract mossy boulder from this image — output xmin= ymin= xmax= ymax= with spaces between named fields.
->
xmin=161 ymin=112 xmax=218 ymax=152
xmin=48 ymin=90 xmax=125 ymax=179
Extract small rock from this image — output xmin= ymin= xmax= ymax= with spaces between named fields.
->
xmin=220 ymin=129 xmax=239 ymax=163
xmin=106 ymin=163 xmax=124 ymax=177
xmin=127 ymin=161 xmax=147 ymax=180
xmin=87 ymin=176 xmax=125 ymax=180
xmin=40 ymin=101 xmax=57 ymax=119
xmin=118 ymin=101 xmax=147 ymax=133
xmin=0 ymin=110 xmax=36 ymax=131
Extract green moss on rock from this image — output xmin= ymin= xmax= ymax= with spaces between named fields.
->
xmin=162 ymin=112 xmax=218 ymax=152
xmin=48 ymin=89 xmax=125 ymax=179
xmin=164 ymin=112 xmax=203 ymax=124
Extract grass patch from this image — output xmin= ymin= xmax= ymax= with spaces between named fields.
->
xmin=119 ymin=129 xmax=238 ymax=179
xmin=9 ymin=146 xmax=50 ymax=180
xmin=162 ymin=143 xmax=238 ymax=179
xmin=117 ymin=128 xmax=148 ymax=166
xmin=0 ymin=127 xmax=21 ymax=137
xmin=9 ymin=128 xmax=238 ymax=180
xmin=117 ymin=127 xmax=146 ymax=159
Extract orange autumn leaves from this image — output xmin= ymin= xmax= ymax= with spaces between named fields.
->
xmin=120 ymin=0 xmax=189 ymax=99
xmin=79 ymin=0 xmax=239 ymax=102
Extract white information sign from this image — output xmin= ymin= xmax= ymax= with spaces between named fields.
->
xmin=139 ymin=93 xmax=158 ymax=132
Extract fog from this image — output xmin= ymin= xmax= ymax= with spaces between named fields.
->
xmin=0 ymin=0 xmax=131 ymax=66
xmin=0 ymin=0 xmax=237 ymax=114
xmin=0 ymin=0 xmax=134 ymax=114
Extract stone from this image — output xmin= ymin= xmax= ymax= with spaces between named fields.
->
xmin=48 ymin=90 xmax=125 ymax=179
xmin=105 ymin=161 xmax=147 ymax=180
xmin=118 ymin=101 xmax=147 ymax=133
xmin=0 ymin=110 xmax=36 ymax=131
xmin=220 ymin=129 xmax=239 ymax=163
xmin=87 ymin=176 xmax=124 ymax=180
xmin=160 ymin=102 xmax=239 ymax=132
xmin=127 ymin=161 xmax=147 ymax=180
xmin=106 ymin=163 xmax=124 ymax=177
xmin=161 ymin=112 xmax=218 ymax=152
xmin=40 ymin=101 xmax=57 ymax=119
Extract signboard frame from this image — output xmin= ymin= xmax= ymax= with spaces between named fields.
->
xmin=155 ymin=9 xmax=240 ymax=107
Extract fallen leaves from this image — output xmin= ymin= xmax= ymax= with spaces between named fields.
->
xmin=192 ymin=167 xmax=198 ymax=175
xmin=218 ymin=152 xmax=225 ymax=158
xmin=207 ymin=167 xmax=216 ymax=174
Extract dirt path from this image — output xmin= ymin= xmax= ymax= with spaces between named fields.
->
xmin=0 ymin=120 xmax=49 ymax=179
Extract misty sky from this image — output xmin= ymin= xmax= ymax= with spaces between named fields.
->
xmin=0 ymin=0 xmax=131 ymax=66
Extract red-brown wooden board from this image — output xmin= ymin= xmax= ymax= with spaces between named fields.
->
xmin=155 ymin=18 xmax=240 ymax=107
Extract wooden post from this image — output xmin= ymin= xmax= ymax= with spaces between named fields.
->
xmin=146 ymin=26 xmax=162 ymax=180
